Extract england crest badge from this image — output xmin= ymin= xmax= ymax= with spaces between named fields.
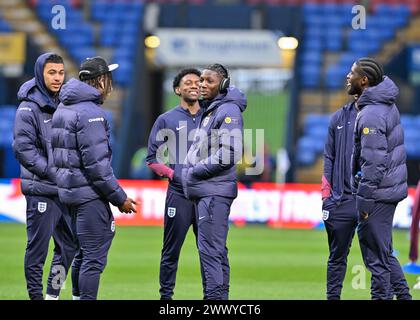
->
xmin=167 ymin=207 xmax=176 ymax=218
xmin=322 ymin=209 xmax=329 ymax=221
xmin=38 ymin=202 xmax=47 ymax=213
xmin=202 ymin=116 xmax=210 ymax=127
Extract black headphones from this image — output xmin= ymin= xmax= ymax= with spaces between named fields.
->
xmin=216 ymin=64 xmax=230 ymax=94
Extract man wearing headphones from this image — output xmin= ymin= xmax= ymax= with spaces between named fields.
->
xmin=146 ymin=68 xmax=203 ymax=300
xmin=181 ymin=64 xmax=247 ymax=300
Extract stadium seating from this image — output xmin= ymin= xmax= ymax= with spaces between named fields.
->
xmin=297 ymin=112 xmax=420 ymax=166
xmin=300 ymin=2 xmax=412 ymax=89
xmin=32 ymin=0 xmax=143 ymax=86
xmin=0 ymin=105 xmax=19 ymax=178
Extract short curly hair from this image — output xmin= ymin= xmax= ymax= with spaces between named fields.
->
xmin=172 ymin=68 xmax=201 ymax=93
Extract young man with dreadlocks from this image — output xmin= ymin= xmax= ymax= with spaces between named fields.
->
xmin=349 ymin=57 xmax=411 ymax=300
xmin=51 ymin=56 xmax=137 ymax=300
xmin=180 ymin=64 xmax=247 ymax=300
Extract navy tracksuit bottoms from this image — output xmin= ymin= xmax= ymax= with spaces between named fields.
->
xmin=323 ymin=196 xmax=358 ymax=300
xmin=70 ymin=198 xmax=115 ymax=300
xmin=195 ymin=196 xmax=233 ymax=300
xmin=159 ymin=190 xmax=198 ymax=299
xmin=357 ymin=201 xmax=411 ymax=300
xmin=24 ymin=195 xmax=78 ymax=300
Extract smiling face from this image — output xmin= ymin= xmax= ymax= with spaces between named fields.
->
xmin=199 ymin=69 xmax=222 ymax=100
xmin=346 ymin=63 xmax=368 ymax=96
xmin=43 ymin=62 xmax=65 ymax=94
xmin=175 ymin=73 xmax=200 ymax=103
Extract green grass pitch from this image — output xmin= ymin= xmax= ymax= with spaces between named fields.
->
xmin=1 ymin=223 xmax=419 ymax=300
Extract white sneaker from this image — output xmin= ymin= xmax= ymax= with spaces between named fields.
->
xmin=45 ymin=294 xmax=59 ymax=300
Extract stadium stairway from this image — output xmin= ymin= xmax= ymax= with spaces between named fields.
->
xmin=0 ymin=0 xmax=78 ymax=77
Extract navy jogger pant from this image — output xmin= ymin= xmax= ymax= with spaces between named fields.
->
xmin=70 ymin=198 xmax=115 ymax=300
xmin=323 ymin=195 xmax=358 ymax=300
xmin=159 ymin=190 xmax=198 ymax=299
xmin=195 ymin=196 xmax=233 ymax=300
xmin=357 ymin=201 xmax=411 ymax=300
xmin=24 ymin=195 xmax=77 ymax=300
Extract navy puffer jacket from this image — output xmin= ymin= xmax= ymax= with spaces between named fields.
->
xmin=51 ymin=78 xmax=126 ymax=206
xmin=13 ymin=52 xmax=60 ymax=196
xmin=351 ymin=76 xmax=407 ymax=214
xmin=181 ymin=86 xmax=247 ymax=200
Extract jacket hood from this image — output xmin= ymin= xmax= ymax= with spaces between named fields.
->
xmin=17 ymin=52 xmax=60 ymax=111
xmin=358 ymin=76 xmax=399 ymax=108
xmin=203 ymin=86 xmax=247 ymax=113
xmin=59 ymin=78 xmax=103 ymax=105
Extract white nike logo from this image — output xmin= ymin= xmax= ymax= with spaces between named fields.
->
xmin=44 ymin=119 xmax=52 ymax=123
xmin=337 ymin=125 xmax=343 ymax=129
xmin=176 ymin=125 xmax=186 ymax=131
xmin=199 ymin=216 xmax=205 ymax=220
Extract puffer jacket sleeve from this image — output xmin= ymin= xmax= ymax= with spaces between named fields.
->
xmin=146 ymin=115 xmax=166 ymax=164
xmin=76 ymin=111 xmax=127 ymax=207
xmin=322 ymin=112 xmax=337 ymax=199
xmin=356 ymin=110 xmax=388 ymax=213
xmin=12 ymin=105 xmax=49 ymax=178
xmin=193 ymin=104 xmax=243 ymax=179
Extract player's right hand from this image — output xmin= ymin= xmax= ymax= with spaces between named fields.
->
xmin=118 ymin=197 xmax=138 ymax=214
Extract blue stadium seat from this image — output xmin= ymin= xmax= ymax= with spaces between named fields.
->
xmin=324 ymin=28 xmax=343 ymax=52
xmin=302 ymin=38 xmax=323 ymax=51
xmin=400 ymin=114 xmax=414 ymax=129
xmin=296 ymin=148 xmax=317 ymax=166
xmin=325 ymin=65 xmax=347 ymax=89
xmin=305 ymin=125 xmax=328 ymax=141
xmin=113 ymin=61 xmax=133 ymax=86
xmin=412 ymin=115 xmax=420 ymax=129
xmin=300 ymin=65 xmax=321 ymax=88
xmin=302 ymin=3 xmax=321 ymax=16
xmin=0 ymin=106 xmax=16 ymax=120
xmin=2 ymin=146 xmax=20 ymax=178
xmin=69 ymin=46 xmax=96 ymax=64
xmin=301 ymin=51 xmax=322 ymax=64
xmin=304 ymin=27 xmax=324 ymax=40
xmin=304 ymin=113 xmax=330 ymax=128
xmin=404 ymin=127 xmax=420 ymax=141
xmin=303 ymin=14 xmax=324 ymax=27
xmin=0 ymin=19 xmax=12 ymax=32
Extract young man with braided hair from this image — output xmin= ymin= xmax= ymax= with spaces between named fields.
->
xmin=180 ymin=64 xmax=247 ymax=300
xmin=51 ymin=56 xmax=137 ymax=300
xmin=349 ymin=57 xmax=411 ymax=300
xmin=146 ymin=68 xmax=203 ymax=300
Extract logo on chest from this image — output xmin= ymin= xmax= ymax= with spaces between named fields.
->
xmin=202 ymin=112 xmax=212 ymax=127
